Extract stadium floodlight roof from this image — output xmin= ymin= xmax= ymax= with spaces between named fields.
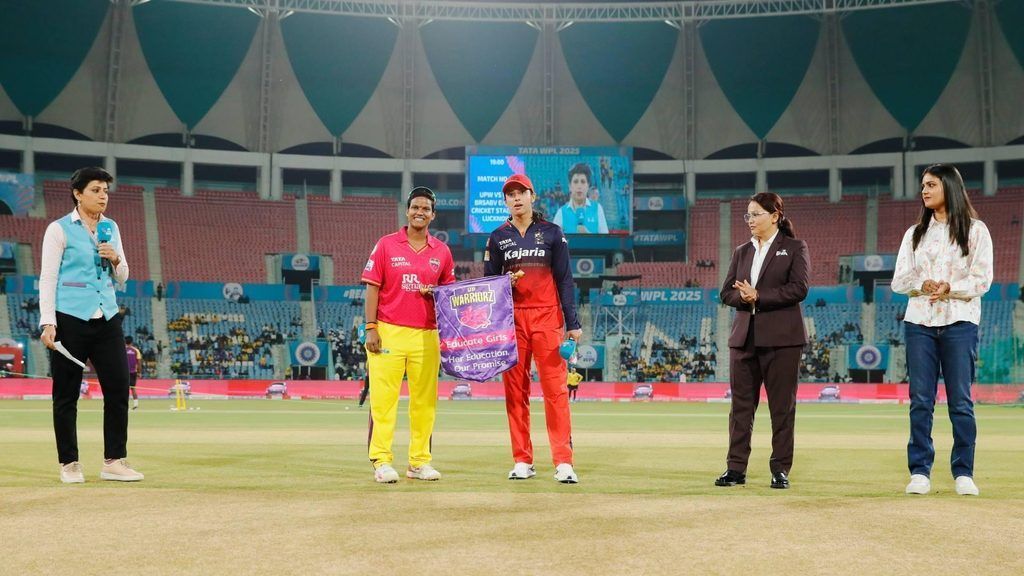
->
xmin=164 ymin=0 xmax=966 ymax=23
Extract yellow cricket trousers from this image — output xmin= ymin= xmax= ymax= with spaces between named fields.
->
xmin=367 ymin=321 xmax=441 ymax=468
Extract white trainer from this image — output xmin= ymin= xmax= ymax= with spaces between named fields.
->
xmin=905 ymin=474 xmax=930 ymax=495
xmin=407 ymin=464 xmax=441 ymax=481
xmin=60 ymin=462 xmax=85 ymax=484
xmin=508 ymin=462 xmax=536 ymax=480
xmin=100 ymin=459 xmax=144 ymax=482
xmin=955 ymin=476 xmax=979 ymax=496
xmin=374 ymin=463 xmax=399 ymax=484
xmin=554 ymin=463 xmax=578 ymax=484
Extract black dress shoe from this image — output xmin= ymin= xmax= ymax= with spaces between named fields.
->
xmin=770 ymin=471 xmax=790 ymax=489
xmin=715 ymin=470 xmax=746 ymax=486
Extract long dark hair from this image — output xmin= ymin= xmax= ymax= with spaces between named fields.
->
xmin=912 ymin=164 xmax=976 ymax=257
xmin=750 ymin=192 xmax=796 ymax=238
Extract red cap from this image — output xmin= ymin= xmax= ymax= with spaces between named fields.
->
xmin=502 ymin=173 xmax=534 ymax=195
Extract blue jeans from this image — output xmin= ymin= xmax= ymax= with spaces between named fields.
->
xmin=904 ymin=321 xmax=978 ymax=479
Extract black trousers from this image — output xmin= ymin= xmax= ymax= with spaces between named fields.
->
xmin=727 ymin=316 xmax=802 ymax=475
xmin=52 ymin=311 xmax=129 ymax=464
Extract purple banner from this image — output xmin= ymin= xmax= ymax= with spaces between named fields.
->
xmin=434 ymin=275 xmax=518 ymax=382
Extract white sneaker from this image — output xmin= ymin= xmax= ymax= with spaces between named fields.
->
xmin=60 ymin=462 xmax=84 ymax=484
xmin=508 ymin=462 xmax=536 ymax=480
xmin=554 ymin=463 xmax=578 ymax=484
xmin=407 ymin=464 xmax=441 ymax=481
xmin=905 ymin=474 xmax=930 ymax=495
xmin=132 ymin=399 xmax=139 ymax=410
xmin=100 ymin=459 xmax=144 ymax=482
xmin=955 ymin=476 xmax=979 ymax=496
xmin=374 ymin=463 xmax=399 ymax=484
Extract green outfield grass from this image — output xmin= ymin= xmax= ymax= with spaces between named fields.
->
xmin=1 ymin=399 xmax=1022 ymax=575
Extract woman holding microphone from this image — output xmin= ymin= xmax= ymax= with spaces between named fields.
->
xmin=40 ymin=167 xmax=143 ymax=483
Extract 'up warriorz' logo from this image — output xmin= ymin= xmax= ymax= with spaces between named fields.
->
xmin=449 ymin=286 xmax=497 ymax=329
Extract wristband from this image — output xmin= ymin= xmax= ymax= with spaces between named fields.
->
xmin=365 ymin=322 xmax=378 ymax=330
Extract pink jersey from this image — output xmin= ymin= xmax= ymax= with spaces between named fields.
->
xmin=361 ymin=227 xmax=456 ymax=329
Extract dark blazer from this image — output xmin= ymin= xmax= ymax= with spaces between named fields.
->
xmin=721 ymin=234 xmax=810 ymax=348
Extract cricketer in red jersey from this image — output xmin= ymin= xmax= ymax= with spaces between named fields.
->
xmin=361 ymin=187 xmax=456 ymax=484
xmin=484 ymin=173 xmax=583 ymax=484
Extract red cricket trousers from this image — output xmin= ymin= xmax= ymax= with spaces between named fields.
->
xmin=502 ymin=305 xmax=573 ymax=466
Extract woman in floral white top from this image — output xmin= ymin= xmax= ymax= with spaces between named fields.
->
xmin=891 ymin=164 xmax=993 ymax=497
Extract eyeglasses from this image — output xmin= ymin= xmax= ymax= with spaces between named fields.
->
xmin=742 ymin=212 xmax=769 ymax=222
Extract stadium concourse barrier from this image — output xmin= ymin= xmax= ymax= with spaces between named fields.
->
xmin=2 ymin=379 xmax=1022 ymax=404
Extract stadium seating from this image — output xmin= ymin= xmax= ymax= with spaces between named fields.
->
xmin=315 ymin=300 xmax=363 ymax=337
xmin=617 ymin=199 xmax=720 ymax=288
xmin=6 ymin=293 xmax=157 ymax=376
xmin=803 ymin=302 xmax=862 ymax=344
xmin=880 ymin=190 xmax=1022 ymax=283
xmin=164 ymin=298 xmax=299 ymax=378
xmin=155 ymin=188 xmax=297 ymax=282
xmin=0 ymin=182 xmax=149 ymax=279
xmin=6 ymin=294 xmax=40 ymax=339
xmin=308 ymin=196 xmax=394 ymax=284
xmin=969 ymin=190 xmax=1023 ymax=283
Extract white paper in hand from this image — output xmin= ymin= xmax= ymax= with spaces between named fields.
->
xmin=53 ymin=341 xmax=87 ymax=369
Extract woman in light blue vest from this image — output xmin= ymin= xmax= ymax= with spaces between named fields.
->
xmin=39 ymin=167 xmax=143 ymax=484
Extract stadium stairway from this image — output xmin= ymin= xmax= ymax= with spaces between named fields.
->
xmin=605 ymin=335 xmax=623 ymax=380
xmin=15 ymin=244 xmax=35 ymax=275
xmin=300 ymin=301 xmax=317 ymax=340
xmin=151 ymin=297 xmax=171 ymax=378
xmin=831 ymin=344 xmax=849 ymax=376
xmin=717 ymin=201 xmax=732 ymax=288
xmin=295 ymin=197 xmax=311 ymax=253
xmin=271 ymin=346 xmax=286 ymax=379
xmin=30 ymin=182 xmax=46 ymax=217
xmin=864 ymin=196 xmax=879 ymax=254
xmin=0 ymin=295 xmax=11 ymax=342
xmin=578 ymin=304 xmax=592 ymax=343
xmin=889 ymin=345 xmax=907 ymax=382
xmin=861 ymin=302 xmax=876 ymax=343
xmin=716 ymin=306 xmax=731 ymax=381
xmin=640 ymin=322 xmax=676 ymax=363
xmin=28 ymin=339 xmax=46 ymax=378
xmin=141 ymin=186 xmax=164 ymax=283
xmin=1014 ymin=302 xmax=1024 ymax=382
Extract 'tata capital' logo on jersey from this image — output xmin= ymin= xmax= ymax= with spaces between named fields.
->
xmin=448 ymin=286 xmax=497 ymax=329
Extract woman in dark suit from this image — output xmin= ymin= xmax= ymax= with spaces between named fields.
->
xmin=717 ymin=192 xmax=809 ymax=489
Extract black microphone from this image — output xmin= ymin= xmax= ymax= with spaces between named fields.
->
xmin=97 ymin=221 xmax=113 ymax=272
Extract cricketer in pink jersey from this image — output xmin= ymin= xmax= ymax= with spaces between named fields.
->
xmin=360 ymin=187 xmax=456 ymax=484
